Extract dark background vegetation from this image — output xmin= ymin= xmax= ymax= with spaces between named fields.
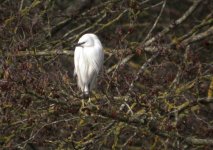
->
xmin=0 ymin=0 xmax=213 ymax=149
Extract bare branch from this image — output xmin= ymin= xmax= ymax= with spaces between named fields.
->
xmin=181 ymin=26 xmax=213 ymax=46
xmin=143 ymin=0 xmax=203 ymax=49
xmin=9 ymin=49 xmax=74 ymax=57
xmin=185 ymin=137 xmax=213 ymax=145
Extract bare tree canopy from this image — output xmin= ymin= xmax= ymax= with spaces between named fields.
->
xmin=0 ymin=0 xmax=213 ymax=149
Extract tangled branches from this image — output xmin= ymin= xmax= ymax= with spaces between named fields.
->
xmin=0 ymin=0 xmax=213 ymax=149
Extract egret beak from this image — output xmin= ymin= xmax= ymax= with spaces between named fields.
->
xmin=74 ymin=42 xmax=85 ymax=47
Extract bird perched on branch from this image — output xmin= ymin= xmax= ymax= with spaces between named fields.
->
xmin=74 ymin=33 xmax=104 ymax=98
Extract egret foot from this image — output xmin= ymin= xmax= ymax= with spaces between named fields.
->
xmin=86 ymin=97 xmax=98 ymax=110
xmin=88 ymin=97 xmax=91 ymax=103
xmin=79 ymin=99 xmax=86 ymax=114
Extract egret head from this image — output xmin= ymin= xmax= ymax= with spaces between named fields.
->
xmin=75 ymin=34 xmax=94 ymax=47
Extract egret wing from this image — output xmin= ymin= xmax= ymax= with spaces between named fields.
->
xmin=74 ymin=46 xmax=87 ymax=91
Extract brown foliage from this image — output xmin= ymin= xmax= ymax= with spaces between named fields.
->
xmin=0 ymin=0 xmax=213 ymax=149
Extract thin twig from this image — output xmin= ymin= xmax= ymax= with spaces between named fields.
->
xmin=143 ymin=0 xmax=203 ymax=48
xmin=143 ymin=0 xmax=167 ymax=42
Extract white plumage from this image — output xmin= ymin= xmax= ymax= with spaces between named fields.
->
xmin=74 ymin=33 xmax=104 ymax=96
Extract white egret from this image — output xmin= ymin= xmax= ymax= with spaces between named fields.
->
xmin=74 ymin=33 xmax=104 ymax=98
